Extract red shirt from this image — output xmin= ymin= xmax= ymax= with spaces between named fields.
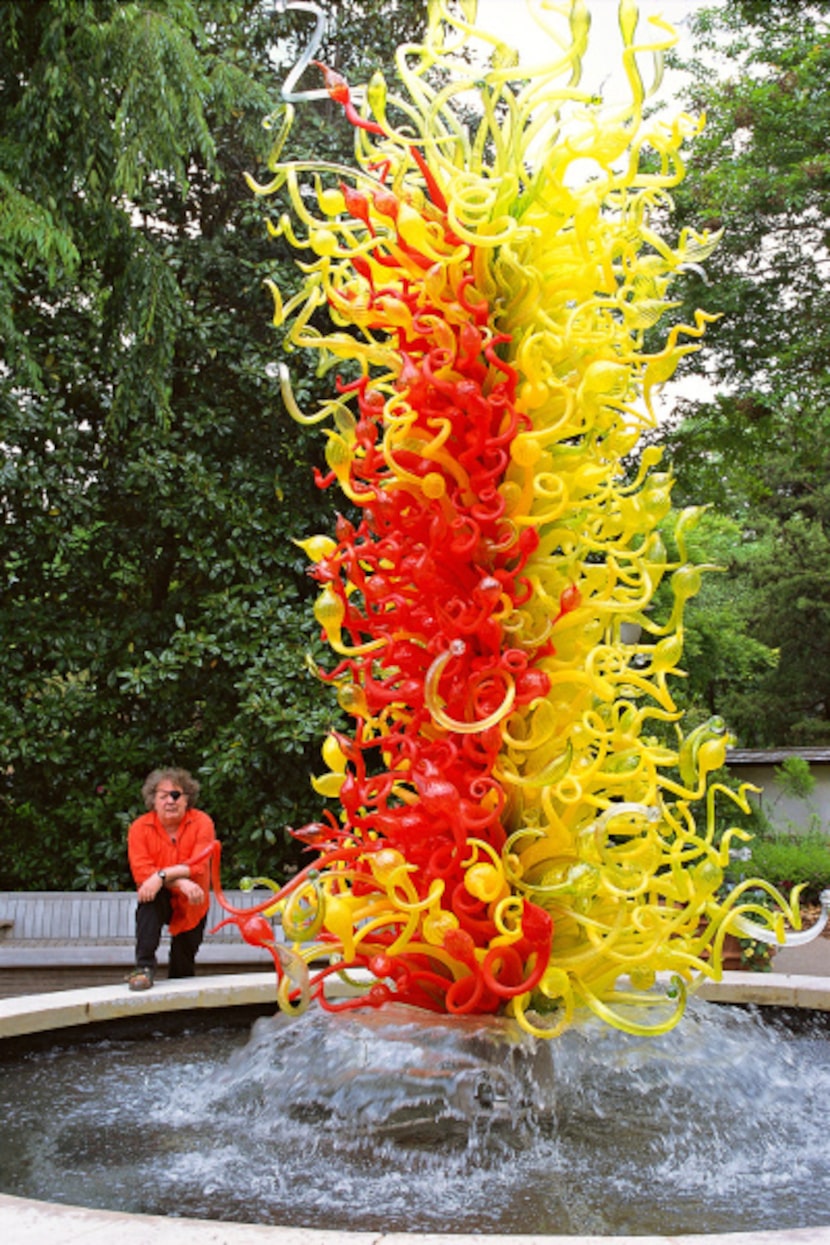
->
xmin=127 ymin=807 xmax=215 ymax=935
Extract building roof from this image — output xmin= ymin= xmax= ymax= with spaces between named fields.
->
xmin=726 ymin=747 xmax=830 ymax=765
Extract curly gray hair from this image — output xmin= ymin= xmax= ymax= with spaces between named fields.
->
xmin=141 ymin=767 xmax=200 ymax=810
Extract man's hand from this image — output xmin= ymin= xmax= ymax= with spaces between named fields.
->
xmin=173 ymin=878 xmax=204 ymax=905
xmin=137 ymin=873 xmax=164 ymax=904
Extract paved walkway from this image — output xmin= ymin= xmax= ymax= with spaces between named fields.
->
xmin=771 ymin=936 xmax=830 ymax=976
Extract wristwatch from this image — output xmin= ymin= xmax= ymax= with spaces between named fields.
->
xmin=158 ymin=870 xmax=167 ymax=884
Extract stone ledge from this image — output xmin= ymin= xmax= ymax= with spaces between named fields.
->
xmin=14 ymin=1188 xmax=821 ymax=1245
xmin=0 ymin=972 xmax=280 ymax=1039
xmin=3 ymin=969 xmax=830 ymax=1042
xmin=696 ymin=969 xmax=830 ymax=1011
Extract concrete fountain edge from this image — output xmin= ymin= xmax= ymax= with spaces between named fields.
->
xmin=1 ymin=971 xmax=829 ymax=1245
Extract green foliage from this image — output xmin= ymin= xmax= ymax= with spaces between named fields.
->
xmin=653 ymin=509 xmax=778 ymax=731
xmin=726 ymin=834 xmax=830 ymax=905
xmin=735 ymin=939 xmax=775 ymax=972
xmin=0 ymin=0 xmax=425 ymax=890
xmin=721 ymin=884 xmax=778 ymax=971
xmin=775 ymin=755 xmax=817 ymax=802
xmin=660 ymin=0 xmax=830 ymax=745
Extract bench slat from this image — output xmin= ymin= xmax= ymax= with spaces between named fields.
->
xmin=0 ymin=892 xmax=281 ymax=964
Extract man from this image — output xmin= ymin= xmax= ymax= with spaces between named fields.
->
xmin=126 ymin=767 xmax=215 ymax=990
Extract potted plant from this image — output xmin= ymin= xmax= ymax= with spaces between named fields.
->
xmin=719 ymin=880 xmax=780 ymax=972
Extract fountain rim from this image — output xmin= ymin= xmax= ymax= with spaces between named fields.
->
xmin=3 ymin=970 xmax=830 ymax=1245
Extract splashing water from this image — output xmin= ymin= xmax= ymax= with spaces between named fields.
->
xmin=2 ymin=1001 xmax=830 ymax=1235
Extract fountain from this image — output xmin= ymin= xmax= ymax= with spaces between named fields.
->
xmin=4 ymin=3 xmax=830 ymax=1243
xmin=3 ymin=971 xmax=830 ymax=1243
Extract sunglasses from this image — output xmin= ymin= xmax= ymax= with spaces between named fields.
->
xmin=158 ymin=789 xmax=183 ymax=801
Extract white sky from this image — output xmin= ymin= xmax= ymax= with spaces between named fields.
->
xmin=473 ymin=0 xmax=701 ymax=108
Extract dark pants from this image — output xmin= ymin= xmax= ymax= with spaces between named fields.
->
xmin=135 ymin=889 xmax=206 ymax=978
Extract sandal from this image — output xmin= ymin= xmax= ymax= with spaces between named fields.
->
xmin=126 ymin=967 xmax=154 ymax=991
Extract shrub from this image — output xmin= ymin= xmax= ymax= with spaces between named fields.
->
xmin=727 ymin=832 xmax=830 ymax=904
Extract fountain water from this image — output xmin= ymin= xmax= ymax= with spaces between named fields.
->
xmin=2 ymin=974 xmax=830 ymax=1243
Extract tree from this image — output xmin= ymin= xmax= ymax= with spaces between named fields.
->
xmin=659 ymin=0 xmax=830 ymax=745
xmin=0 ymin=0 xmax=426 ymax=889
xmin=651 ymin=510 xmax=778 ymax=732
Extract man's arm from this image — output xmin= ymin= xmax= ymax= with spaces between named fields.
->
xmin=128 ymin=818 xmax=165 ymax=900
xmin=168 ymin=814 xmax=215 ymax=904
